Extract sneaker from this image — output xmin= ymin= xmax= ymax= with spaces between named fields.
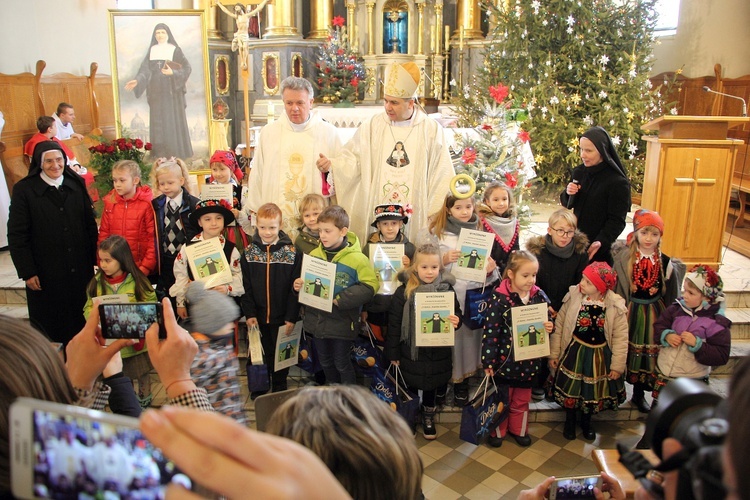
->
xmin=422 ymin=406 xmax=437 ymax=440
xmin=509 ymin=433 xmax=532 ymax=447
xmin=453 ymin=384 xmax=469 ymax=406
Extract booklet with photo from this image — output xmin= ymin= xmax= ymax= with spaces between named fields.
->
xmin=298 ymin=254 xmax=337 ymax=312
xmin=200 ymin=184 xmax=234 ymax=205
xmin=511 ymin=302 xmax=550 ymax=361
xmin=369 ymin=243 xmax=405 ymax=295
xmin=452 ymin=228 xmax=495 ymax=282
xmin=415 ymin=291 xmax=455 ymax=347
xmin=184 ymin=237 xmax=232 ymax=289
xmin=274 ymin=322 xmax=303 ymax=372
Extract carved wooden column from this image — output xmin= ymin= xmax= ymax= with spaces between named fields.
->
xmin=366 ymin=2 xmax=375 ymax=55
xmin=455 ymin=0 xmax=482 ymax=40
xmin=265 ymin=0 xmax=301 ymax=39
xmin=309 ymin=0 xmax=334 ymax=40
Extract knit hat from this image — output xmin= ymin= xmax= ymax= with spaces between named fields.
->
xmin=184 ymin=281 xmax=240 ymax=336
xmin=190 ymin=199 xmax=235 ymax=227
xmin=371 ymin=203 xmax=411 ymax=227
xmin=383 ymin=62 xmax=421 ymax=99
xmin=209 ymin=150 xmax=244 ymax=182
xmin=627 ymin=208 xmax=664 ymax=245
xmin=582 ymin=261 xmax=617 ymax=294
xmin=684 ymin=264 xmax=724 ymax=304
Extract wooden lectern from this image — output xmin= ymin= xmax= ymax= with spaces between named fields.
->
xmin=641 ymin=116 xmax=749 ymax=267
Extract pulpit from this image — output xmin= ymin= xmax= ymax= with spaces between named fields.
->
xmin=641 ymin=116 xmax=750 ymax=267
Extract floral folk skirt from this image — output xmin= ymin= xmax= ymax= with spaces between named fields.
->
xmin=626 ymin=296 xmax=664 ymax=389
xmin=553 ymin=337 xmax=626 ymax=414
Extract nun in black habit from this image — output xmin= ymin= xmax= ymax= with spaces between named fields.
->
xmin=560 ymin=126 xmax=631 ymax=264
xmin=8 ymin=141 xmax=98 ymax=345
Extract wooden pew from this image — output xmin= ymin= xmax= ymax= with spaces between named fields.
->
xmin=0 ymin=60 xmax=114 ymax=193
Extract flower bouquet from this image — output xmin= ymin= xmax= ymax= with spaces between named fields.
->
xmin=89 ymin=136 xmax=152 ymax=194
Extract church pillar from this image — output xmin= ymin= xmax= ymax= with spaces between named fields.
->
xmin=366 ymin=2 xmax=375 ymax=56
xmin=308 ymin=0 xmax=334 ymax=40
xmin=434 ymin=2 xmax=444 ymax=55
xmin=454 ymin=0 xmax=483 ymax=40
xmin=347 ymin=0 xmax=356 ymax=47
xmin=264 ymin=0 xmax=301 ymax=39
xmin=416 ymin=1 xmax=425 ymax=55
xmin=197 ymin=0 xmax=222 ymax=40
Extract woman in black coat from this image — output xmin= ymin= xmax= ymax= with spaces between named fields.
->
xmin=560 ymin=126 xmax=631 ymax=264
xmin=8 ymin=141 xmax=98 ymax=345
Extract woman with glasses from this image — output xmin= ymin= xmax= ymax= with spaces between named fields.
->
xmin=560 ymin=126 xmax=631 ymax=265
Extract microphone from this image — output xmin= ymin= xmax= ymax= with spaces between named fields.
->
xmin=702 ymin=86 xmax=748 ymax=117
xmin=566 ymin=174 xmax=581 ymax=209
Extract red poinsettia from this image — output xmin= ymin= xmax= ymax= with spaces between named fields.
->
xmin=332 ymin=16 xmax=345 ymax=27
xmin=481 ymin=124 xmax=493 ymax=131
xmin=350 ymin=77 xmax=359 ymax=87
xmin=489 ymin=84 xmax=509 ymax=104
xmin=518 ymin=130 xmax=531 ymax=143
xmin=504 ymin=171 xmax=518 ymax=188
xmin=462 ymin=148 xmax=477 ymax=165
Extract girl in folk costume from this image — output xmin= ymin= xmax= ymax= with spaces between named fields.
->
xmin=549 ymin=262 xmax=628 ymax=441
xmin=478 ymin=181 xmax=519 ymax=274
xmin=613 ymin=209 xmax=684 ymax=413
xmin=481 ymin=251 xmax=553 ymax=448
xmin=387 ymin=243 xmax=462 ymax=439
xmin=427 ymin=191 xmax=499 ymax=406
xmin=208 ymin=150 xmax=251 ymax=250
xmin=83 ymin=235 xmax=157 ymax=407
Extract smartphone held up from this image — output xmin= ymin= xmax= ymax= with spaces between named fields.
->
xmin=98 ymin=302 xmax=165 ymax=340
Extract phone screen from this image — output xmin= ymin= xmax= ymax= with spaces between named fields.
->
xmin=99 ymin=302 xmax=163 ymax=339
xmin=27 ymin=408 xmax=188 ymax=498
xmin=553 ymin=476 xmax=600 ymax=499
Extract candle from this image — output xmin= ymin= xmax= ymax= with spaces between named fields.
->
xmin=430 ymin=25 xmax=435 ymax=53
xmin=268 ymin=101 xmax=274 ymax=116
xmin=459 ymin=26 xmax=464 ymax=51
xmin=444 ymin=25 xmax=450 ymax=52
xmin=353 ymin=25 xmax=358 ymax=52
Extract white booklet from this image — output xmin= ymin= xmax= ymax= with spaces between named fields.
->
xmin=298 ymin=253 xmax=337 ymax=312
xmin=511 ymin=302 xmax=550 ymax=361
xmin=369 ymin=243 xmax=405 ymax=295
xmin=274 ymin=321 xmax=303 ymax=372
xmin=184 ymin=237 xmax=232 ymax=288
xmin=93 ymin=294 xmax=129 ymax=305
xmin=415 ymin=291 xmax=455 ymax=347
xmin=200 ymin=184 xmax=233 ymax=204
xmin=452 ymin=228 xmax=495 ymax=282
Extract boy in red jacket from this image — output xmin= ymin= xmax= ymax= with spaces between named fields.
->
xmin=98 ymin=160 xmax=157 ymax=276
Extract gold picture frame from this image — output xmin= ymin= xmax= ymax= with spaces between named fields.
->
xmin=291 ymin=52 xmax=303 ymax=78
xmin=262 ymin=52 xmax=280 ymax=96
xmin=215 ymin=55 xmax=230 ymax=95
xmin=109 ymin=10 xmax=212 ymax=163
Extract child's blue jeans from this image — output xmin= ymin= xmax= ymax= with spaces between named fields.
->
xmin=314 ymin=337 xmax=356 ymax=384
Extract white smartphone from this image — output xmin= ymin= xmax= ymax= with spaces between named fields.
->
xmin=548 ymin=474 xmax=603 ymax=500
xmin=10 ymin=398 xmax=196 ymax=499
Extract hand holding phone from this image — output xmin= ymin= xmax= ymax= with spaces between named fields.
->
xmin=65 ymin=306 xmax=136 ymax=391
xmin=548 ymin=475 xmax=603 ymax=499
xmin=99 ymin=302 xmax=165 ymax=340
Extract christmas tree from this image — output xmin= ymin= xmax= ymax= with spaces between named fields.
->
xmin=453 ymin=0 xmax=674 ymax=190
xmin=315 ymin=16 xmax=367 ymax=105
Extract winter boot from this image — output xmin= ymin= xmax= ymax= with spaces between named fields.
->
xmin=422 ymin=405 xmax=437 ymax=440
xmin=563 ymin=410 xmax=576 ymax=440
xmin=631 ymin=385 xmax=651 ymax=413
xmin=453 ymin=382 xmax=469 ymax=406
xmin=580 ymin=413 xmax=596 ymax=440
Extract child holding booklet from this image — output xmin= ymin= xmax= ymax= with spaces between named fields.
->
xmin=387 ymin=243 xmax=462 ymax=439
xmin=170 ymin=199 xmax=244 ymax=320
xmin=293 ymin=205 xmax=378 ymax=385
xmin=241 ymin=203 xmax=302 ymax=398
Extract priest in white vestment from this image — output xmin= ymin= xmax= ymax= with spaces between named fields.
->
xmin=245 ymin=77 xmax=342 ymax=237
xmin=319 ymin=62 xmax=455 ymax=242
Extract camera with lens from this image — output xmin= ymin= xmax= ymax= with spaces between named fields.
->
xmin=618 ymin=378 xmax=728 ymax=500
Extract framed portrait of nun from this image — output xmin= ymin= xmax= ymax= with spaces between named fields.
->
xmin=109 ymin=10 xmax=212 ymax=164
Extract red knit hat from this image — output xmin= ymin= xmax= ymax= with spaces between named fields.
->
xmin=582 ymin=261 xmax=617 ymax=294
xmin=627 ymin=209 xmax=664 ymax=245
xmin=209 ymin=150 xmax=244 ymax=183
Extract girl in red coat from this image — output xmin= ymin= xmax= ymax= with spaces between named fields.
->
xmin=98 ymin=160 xmax=157 ymax=276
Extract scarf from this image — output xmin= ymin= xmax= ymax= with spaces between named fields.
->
xmin=544 ymin=234 xmax=575 ymax=259
xmin=401 ymin=272 xmax=456 ymax=361
xmin=444 ymin=214 xmax=479 ymax=235
xmin=482 ymin=215 xmax=518 ymax=252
